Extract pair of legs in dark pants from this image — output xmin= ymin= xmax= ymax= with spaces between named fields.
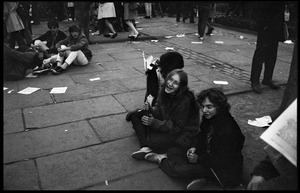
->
xmin=159 ymin=146 xmax=213 ymax=180
xmin=197 ymin=4 xmax=210 ymax=38
xmin=130 ymin=110 xmax=179 ymax=153
xmin=250 ymin=38 xmax=279 ymax=85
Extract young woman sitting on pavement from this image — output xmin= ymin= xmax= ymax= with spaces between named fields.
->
xmin=34 ymin=25 xmax=92 ymax=75
xmin=127 ymin=69 xmax=200 ymax=160
xmin=31 ymin=19 xmax=67 ymax=59
xmin=144 ymin=88 xmax=245 ymax=190
xmin=126 ymin=51 xmax=184 ymax=121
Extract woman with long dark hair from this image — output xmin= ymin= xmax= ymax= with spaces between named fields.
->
xmin=128 ymin=69 xmax=200 ymax=160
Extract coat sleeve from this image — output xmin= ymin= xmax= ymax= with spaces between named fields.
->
xmin=55 ymin=36 xmax=69 ymax=49
xmin=70 ymin=35 xmax=89 ymax=51
xmin=251 ymin=156 xmax=280 ymax=180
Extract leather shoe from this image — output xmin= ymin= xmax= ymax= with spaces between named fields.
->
xmin=110 ymin=33 xmax=118 ymax=39
xmin=251 ymin=83 xmax=262 ymax=94
xmin=51 ymin=66 xmax=66 ymax=75
xmin=262 ymin=81 xmax=280 ymax=90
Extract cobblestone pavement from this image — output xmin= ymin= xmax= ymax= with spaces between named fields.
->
xmin=3 ymin=16 xmax=295 ymax=190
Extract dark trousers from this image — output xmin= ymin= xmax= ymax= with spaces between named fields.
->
xmin=197 ymin=4 xmax=210 ymax=37
xmin=9 ymin=30 xmax=27 ymax=49
xmin=250 ymin=38 xmax=279 ymax=84
xmin=160 ymin=146 xmax=212 ymax=179
xmin=131 ymin=110 xmax=179 ymax=153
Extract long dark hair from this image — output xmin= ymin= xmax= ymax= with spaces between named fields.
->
xmin=196 ymin=88 xmax=231 ymax=114
xmin=159 ymin=69 xmax=198 ymax=117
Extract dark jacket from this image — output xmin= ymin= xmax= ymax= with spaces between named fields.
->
xmin=251 ymin=156 xmax=280 ymax=180
xmin=33 ymin=30 xmax=67 ymax=54
xmin=144 ymin=65 xmax=159 ymax=106
xmin=56 ymin=33 xmax=92 ymax=61
xmin=192 ymin=112 xmax=245 ymax=188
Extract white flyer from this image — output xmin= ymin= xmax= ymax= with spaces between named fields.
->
xmin=213 ymin=80 xmax=229 ymax=85
xmin=260 ymin=99 xmax=297 ymax=167
xmin=18 ymin=87 xmax=40 ymax=95
xmin=50 ymin=87 xmax=68 ymax=94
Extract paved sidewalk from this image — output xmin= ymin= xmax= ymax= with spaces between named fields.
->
xmin=3 ymin=16 xmax=295 ymax=190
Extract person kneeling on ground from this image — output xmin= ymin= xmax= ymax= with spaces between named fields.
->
xmin=144 ymin=88 xmax=245 ymax=190
xmin=127 ymin=69 xmax=200 ymax=160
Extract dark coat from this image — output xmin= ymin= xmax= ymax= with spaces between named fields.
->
xmin=33 ymin=30 xmax=67 ymax=54
xmin=193 ymin=111 xmax=245 ymax=187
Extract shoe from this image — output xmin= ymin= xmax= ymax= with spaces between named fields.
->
xmin=128 ymin=35 xmax=134 ymax=39
xmin=132 ymin=147 xmax=152 ymax=160
xmin=144 ymin=16 xmax=151 ymax=19
xmin=145 ymin=152 xmax=167 ymax=164
xmin=103 ymin=33 xmax=111 ymax=38
xmin=262 ymin=81 xmax=280 ymax=90
xmin=126 ymin=111 xmax=134 ymax=121
xmin=51 ymin=66 xmax=66 ymax=75
xmin=187 ymin=178 xmax=208 ymax=190
xmin=251 ymin=83 xmax=262 ymax=94
xmin=133 ymin=33 xmax=141 ymax=40
xmin=206 ymin=27 xmax=214 ymax=35
xmin=110 ymin=33 xmax=118 ymax=39
xmin=33 ymin=66 xmax=50 ymax=75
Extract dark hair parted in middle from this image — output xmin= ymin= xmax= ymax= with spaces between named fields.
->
xmin=47 ymin=19 xmax=59 ymax=29
xmin=159 ymin=51 xmax=184 ymax=79
xmin=196 ymin=88 xmax=231 ymax=113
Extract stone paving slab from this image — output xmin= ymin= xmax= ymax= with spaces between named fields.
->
xmin=90 ymin=42 xmax=137 ymax=54
xmin=113 ymin=90 xmax=146 ymax=112
xmin=3 ymin=160 xmax=39 ymax=190
xmin=86 ymin=168 xmax=187 ymax=190
xmin=4 ymin=109 xmax=24 ymax=134
xmin=100 ymin=58 xmax=144 ymax=71
xmin=3 ymin=90 xmax=53 ymax=111
xmin=120 ymin=76 xmax=147 ymax=91
xmin=90 ymin=53 xmax=116 ymax=63
xmin=53 ymin=80 xmax=129 ymax=103
xmin=36 ymin=137 xmax=156 ymax=190
xmin=4 ymin=121 xmax=100 ymax=163
xmin=70 ymin=68 xmax=144 ymax=84
xmin=89 ymin=113 xmax=135 ymax=142
xmin=23 ymin=95 xmax=126 ymax=128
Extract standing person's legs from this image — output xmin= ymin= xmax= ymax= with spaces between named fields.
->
xmin=145 ymin=3 xmax=151 ymax=18
xmin=104 ymin=18 xmax=117 ymax=38
xmin=263 ymin=42 xmax=279 ymax=83
xmin=9 ymin=31 xmax=27 ymax=49
xmin=250 ymin=44 xmax=266 ymax=85
xmin=197 ymin=6 xmax=210 ymax=39
xmin=125 ymin=20 xmax=139 ymax=36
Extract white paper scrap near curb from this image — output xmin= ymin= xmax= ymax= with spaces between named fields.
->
xmin=105 ymin=180 xmax=108 ymax=186
xmin=136 ymin=28 xmax=142 ymax=30
xmin=213 ymin=81 xmax=228 ymax=85
xmin=4 ymin=87 xmax=8 ymax=90
xmin=176 ymin=34 xmax=185 ymax=37
xmin=90 ymin=77 xmax=101 ymax=81
xmin=50 ymin=87 xmax=67 ymax=94
xmin=240 ymin=36 xmax=244 ymax=39
xmin=284 ymin=40 xmax=294 ymax=44
xmin=191 ymin=41 xmax=202 ymax=44
xmin=215 ymin=41 xmax=224 ymax=44
xmin=18 ymin=87 xmax=40 ymax=95
xmin=165 ymin=36 xmax=173 ymax=38
xmin=195 ymin=33 xmax=199 ymax=36
xmin=151 ymin=40 xmax=158 ymax=42
xmin=165 ymin=47 xmax=174 ymax=50
xmin=8 ymin=89 xmax=14 ymax=94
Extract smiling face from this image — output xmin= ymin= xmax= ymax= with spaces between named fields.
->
xmin=165 ymin=74 xmax=180 ymax=94
xmin=201 ymin=97 xmax=218 ymax=119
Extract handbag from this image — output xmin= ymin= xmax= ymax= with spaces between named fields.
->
xmin=129 ymin=2 xmax=140 ymax=11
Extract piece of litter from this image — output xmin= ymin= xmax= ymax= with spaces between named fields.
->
xmin=195 ymin=33 xmax=199 ymax=36
xmin=105 ymin=180 xmax=108 ymax=186
xmin=284 ymin=40 xmax=294 ymax=44
xmin=90 ymin=77 xmax=101 ymax=81
xmin=4 ymin=87 xmax=8 ymax=90
xmin=176 ymin=33 xmax=185 ymax=37
xmin=18 ymin=87 xmax=40 ymax=95
xmin=165 ymin=47 xmax=174 ymax=51
xmin=29 ymin=111 xmax=33 ymax=114
xmin=211 ymin=65 xmax=216 ymax=68
xmin=247 ymin=115 xmax=272 ymax=128
xmin=50 ymin=87 xmax=68 ymax=94
xmin=191 ymin=41 xmax=202 ymax=44
xmin=8 ymin=89 xmax=14 ymax=94
xmin=151 ymin=40 xmax=158 ymax=42
xmin=96 ymin=62 xmax=102 ymax=65
xmin=239 ymin=36 xmax=244 ymax=39
xmin=210 ymin=34 xmax=215 ymax=36
xmin=213 ymin=80 xmax=229 ymax=85
xmin=236 ymin=49 xmax=240 ymax=51
xmin=65 ymin=130 xmax=68 ymax=132
xmin=26 ymin=73 xmax=38 ymax=78
xmin=215 ymin=41 xmax=224 ymax=44
xmin=165 ymin=36 xmax=173 ymax=39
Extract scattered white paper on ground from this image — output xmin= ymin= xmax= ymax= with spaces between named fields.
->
xmin=4 ymin=87 xmax=8 ymax=90
xmin=213 ymin=80 xmax=228 ymax=85
xmin=176 ymin=33 xmax=185 ymax=37
xmin=260 ymin=99 xmax=297 ymax=167
xmin=284 ymin=40 xmax=294 ymax=44
xmin=165 ymin=47 xmax=174 ymax=50
xmin=165 ymin=36 xmax=173 ymax=38
xmin=248 ymin=115 xmax=272 ymax=128
xmin=105 ymin=180 xmax=108 ymax=186
xmin=90 ymin=77 xmax=101 ymax=81
xmin=50 ymin=87 xmax=67 ymax=94
xmin=215 ymin=41 xmax=224 ymax=44
xmin=191 ymin=41 xmax=203 ymax=44
xmin=26 ymin=73 xmax=38 ymax=78
xmin=195 ymin=33 xmax=199 ymax=36
xmin=8 ymin=89 xmax=14 ymax=94
xmin=151 ymin=40 xmax=158 ymax=42
xmin=18 ymin=87 xmax=40 ymax=95
xmin=239 ymin=36 xmax=244 ymax=39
